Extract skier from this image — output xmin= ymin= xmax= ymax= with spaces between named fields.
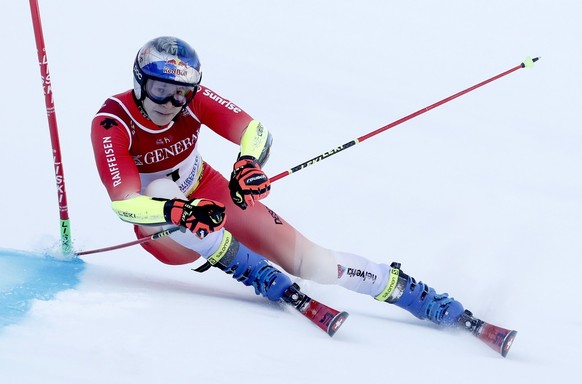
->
xmin=91 ymin=36 xmax=466 ymax=327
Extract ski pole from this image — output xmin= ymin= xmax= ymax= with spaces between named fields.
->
xmin=269 ymin=57 xmax=539 ymax=183
xmin=78 ymin=56 xmax=539 ymax=256
xmin=76 ymin=227 xmax=182 ymax=256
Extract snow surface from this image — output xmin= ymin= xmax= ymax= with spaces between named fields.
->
xmin=1 ymin=0 xmax=581 ymax=383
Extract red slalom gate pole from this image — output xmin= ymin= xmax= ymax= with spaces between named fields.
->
xmin=29 ymin=0 xmax=73 ymax=255
xmin=269 ymin=57 xmax=539 ymax=183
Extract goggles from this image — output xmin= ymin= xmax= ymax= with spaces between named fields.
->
xmin=144 ymin=79 xmax=197 ymax=107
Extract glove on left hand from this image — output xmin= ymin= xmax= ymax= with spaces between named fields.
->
xmin=229 ymin=156 xmax=270 ymax=210
xmin=163 ymin=198 xmax=226 ymax=238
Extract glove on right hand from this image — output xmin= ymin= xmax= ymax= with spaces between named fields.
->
xmin=229 ymin=156 xmax=271 ymax=210
xmin=163 ymin=198 xmax=226 ymax=238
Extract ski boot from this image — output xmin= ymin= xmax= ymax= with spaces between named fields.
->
xmin=204 ymin=230 xmax=292 ymax=301
xmin=375 ymin=262 xmax=465 ymax=326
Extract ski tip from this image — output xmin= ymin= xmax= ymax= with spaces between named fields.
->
xmin=327 ymin=311 xmax=349 ymax=337
xmin=500 ymin=330 xmax=518 ymax=358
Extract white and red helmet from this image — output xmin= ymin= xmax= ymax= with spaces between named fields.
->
xmin=133 ymin=36 xmax=202 ymax=105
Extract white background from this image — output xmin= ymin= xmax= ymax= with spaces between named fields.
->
xmin=1 ymin=1 xmax=581 ymax=383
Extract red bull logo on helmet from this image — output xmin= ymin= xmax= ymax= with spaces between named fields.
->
xmin=162 ymin=58 xmax=199 ymax=84
xmin=163 ymin=58 xmax=187 ymax=76
xmin=167 ymin=58 xmax=188 ymax=68
xmin=162 ymin=66 xmax=188 ymax=77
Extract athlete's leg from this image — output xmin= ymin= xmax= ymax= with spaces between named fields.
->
xmin=136 ymin=177 xmax=292 ymax=301
xmin=190 ymin=163 xmax=338 ymax=279
xmin=142 ymin=168 xmax=466 ymax=326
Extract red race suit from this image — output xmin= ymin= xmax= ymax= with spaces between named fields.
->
xmin=91 ymin=86 xmax=311 ymax=272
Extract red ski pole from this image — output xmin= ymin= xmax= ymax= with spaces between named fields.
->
xmin=76 ymin=227 xmax=182 ymax=256
xmin=269 ymin=57 xmax=539 ymax=183
xmin=29 ymin=0 xmax=73 ymax=255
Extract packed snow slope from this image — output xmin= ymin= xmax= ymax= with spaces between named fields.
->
xmin=1 ymin=1 xmax=581 ymax=383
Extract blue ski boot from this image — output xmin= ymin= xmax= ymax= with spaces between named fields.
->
xmin=204 ymin=231 xmax=292 ymax=301
xmin=375 ymin=262 xmax=465 ymax=326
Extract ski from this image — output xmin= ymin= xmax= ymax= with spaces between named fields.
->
xmin=282 ymin=283 xmax=349 ymax=337
xmin=458 ymin=309 xmax=517 ymax=357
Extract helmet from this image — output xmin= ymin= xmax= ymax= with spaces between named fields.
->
xmin=133 ymin=36 xmax=202 ymax=103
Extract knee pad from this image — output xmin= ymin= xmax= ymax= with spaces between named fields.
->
xmin=144 ymin=179 xmax=186 ymax=200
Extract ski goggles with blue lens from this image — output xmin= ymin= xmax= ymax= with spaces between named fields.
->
xmin=144 ymin=79 xmax=197 ymax=107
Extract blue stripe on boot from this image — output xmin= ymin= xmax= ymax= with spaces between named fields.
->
xmin=392 ymin=276 xmax=465 ymax=326
xmin=224 ymin=242 xmax=292 ymax=301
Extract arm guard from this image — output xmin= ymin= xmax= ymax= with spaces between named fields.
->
xmin=239 ymin=120 xmax=273 ymax=167
xmin=111 ymin=195 xmax=168 ymax=225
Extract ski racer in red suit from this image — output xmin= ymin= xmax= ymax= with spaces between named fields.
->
xmin=91 ymin=36 xmax=468 ymax=324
